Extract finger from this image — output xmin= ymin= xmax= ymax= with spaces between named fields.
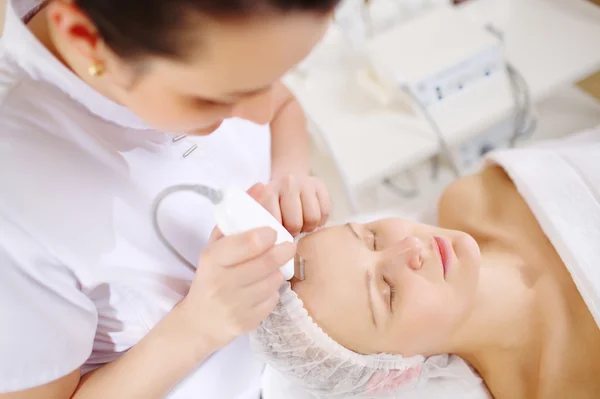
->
xmin=208 ymin=226 xmax=224 ymax=244
xmin=239 ymin=270 xmax=285 ymax=307
xmin=260 ymin=186 xmax=283 ymax=224
xmin=236 ymin=242 xmax=296 ymax=284
xmin=315 ymin=179 xmax=332 ymax=227
xmin=279 ymin=179 xmax=303 ymax=236
xmin=249 ymin=183 xmax=282 ymax=223
xmin=246 ymin=182 xmax=267 ymax=201
xmin=202 ymin=227 xmax=277 ymax=267
xmin=249 ymin=292 xmax=281 ymax=329
xmin=300 ymin=189 xmax=321 ymax=233
xmin=280 ymin=195 xmax=303 ymax=237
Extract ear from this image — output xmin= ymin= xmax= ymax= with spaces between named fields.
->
xmin=365 ymin=365 xmax=422 ymax=394
xmin=46 ymin=1 xmax=139 ymax=91
xmin=46 ymin=0 xmax=102 ymax=62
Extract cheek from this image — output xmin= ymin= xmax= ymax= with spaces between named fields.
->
xmin=452 ymin=233 xmax=481 ymax=298
xmin=377 ymin=223 xmax=412 ymax=244
xmin=391 ymin=283 xmax=460 ymax=355
xmin=403 ymin=284 xmax=453 ymax=327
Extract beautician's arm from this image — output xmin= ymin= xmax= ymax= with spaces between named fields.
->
xmin=0 ymin=0 xmax=5 ymax=36
xmin=0 ymin=306 xmax=216 ymax=399
xmin=269 ymin=82 xmax=311 ymax=180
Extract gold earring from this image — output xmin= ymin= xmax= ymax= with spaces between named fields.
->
xmin=88 ymin=62 xmax=105 ymax=77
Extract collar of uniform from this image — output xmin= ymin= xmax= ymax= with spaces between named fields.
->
xmin=3 ymin=0 xmax=154 ymax=132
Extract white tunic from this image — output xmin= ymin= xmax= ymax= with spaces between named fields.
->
xmin=0 ymin=1 xmax=270 ymax=397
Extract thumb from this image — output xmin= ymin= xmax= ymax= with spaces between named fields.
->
xmin=246 ymin=182 xmax=283 ymax=224
xmin=247 ymin=182 xmax=268 ymax=202
xmin=208 ymin=226 xmax=224 ymax=244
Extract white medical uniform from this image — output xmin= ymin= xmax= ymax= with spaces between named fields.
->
xmin=0 ymin=1 xmax=270 ymax=397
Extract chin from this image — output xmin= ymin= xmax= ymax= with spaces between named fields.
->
xmin=456 ymin=233 xmax=481 ymax=266
xmin=452 ymin=233 xmax=481 ymax=300
xmin=188 ymin=121 xmax=224 ymax=136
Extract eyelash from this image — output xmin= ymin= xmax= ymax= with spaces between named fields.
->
xmin=370 ymin=231 xmax=378 ymax=251
xmin=383 ymin=276 xmax=396 ymax=310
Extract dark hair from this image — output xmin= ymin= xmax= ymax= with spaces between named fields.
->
xmin=75 ymin=0 xmax=340 ymax=61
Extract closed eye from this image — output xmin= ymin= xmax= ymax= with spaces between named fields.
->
xmin=383 ymin=275 xmax=396 ymax=312
xmin=369 ymin=230 xmax=379 ymax=251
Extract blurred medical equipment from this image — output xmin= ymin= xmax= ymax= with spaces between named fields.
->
xmin=285 ymin=0 xmax=600 ymax=215
xmin=366 ymin=7 xmax=505 ymax=109
xmin=251 ymin=282 xmax=488 ymax=398
xmin=359 ymin=6 xmax=537 ymax=180
xmin=334 ymin=0 xmax=454 ymax=45
xmin=333 ymin=3 xmax=534 ymax=201
xmin=151 ymin=185 xmax=297 ymax=280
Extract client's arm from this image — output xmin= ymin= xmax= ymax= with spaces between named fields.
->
xmin=269 ymin=81 xmax=311 ymax=180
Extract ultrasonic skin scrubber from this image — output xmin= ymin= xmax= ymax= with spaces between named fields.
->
xmin=214 ymin=188 xmax=296 ymax=280
xmin=152 ymin=184 xmax=297 ymax=280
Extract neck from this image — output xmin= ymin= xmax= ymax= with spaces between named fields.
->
xmin=449 ymin=249 xmax=544 ymax=392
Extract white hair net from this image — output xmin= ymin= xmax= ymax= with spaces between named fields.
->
xmin=250 ymin=283 xmax=489 ymax=399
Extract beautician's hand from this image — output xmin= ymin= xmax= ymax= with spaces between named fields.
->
xmin=248 ymin=176 xmax=332 ymax=237
xmin=178 ymin=227 xmax=295 ymax=351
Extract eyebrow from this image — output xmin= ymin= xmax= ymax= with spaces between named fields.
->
xmin=347 ymin=223 xmax=377 ymax=327
xmin=345 ymin=223 xmax=361 ymax=240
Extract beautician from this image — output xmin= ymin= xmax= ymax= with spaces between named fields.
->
xmin=0 ymin=0 xmax=338 ymax=398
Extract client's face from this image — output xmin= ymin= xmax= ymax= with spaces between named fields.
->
xmin=292 ymin=218 xmax=481 ymax=357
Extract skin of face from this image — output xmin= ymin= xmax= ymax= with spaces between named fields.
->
xmin=45 ymin=1 xmax=331 ymax=134
xmin=292 ymin=218 xmax=481 ymax=358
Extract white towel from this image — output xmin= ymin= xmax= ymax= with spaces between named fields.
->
xmin=486 ymin=127 xmax=600 ymax=328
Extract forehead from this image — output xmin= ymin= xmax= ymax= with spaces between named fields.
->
xmin=291 ymin=219 xmax=429 ymax=352
xmin=150 ymin=14 xmax=330 ymax=96
xmin=296 ymin=224 xmax=367 ymax=278
xmin=293 ymin=226 xmax=376 ymax=352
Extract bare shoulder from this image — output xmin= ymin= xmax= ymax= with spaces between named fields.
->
xmin=438 ymin=163 xmax=554 ymax=256
xmin=437 ymin=165 xmax=516 ymax=236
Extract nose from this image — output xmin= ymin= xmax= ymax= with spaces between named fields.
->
xmin=385 ymin=236 xmax=424 ymax=271
xmin=231 ymin=88 xmax=274 ymax=125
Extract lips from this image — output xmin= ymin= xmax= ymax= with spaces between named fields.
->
xmin=433 ymin=236 xmax=451 ymax=278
